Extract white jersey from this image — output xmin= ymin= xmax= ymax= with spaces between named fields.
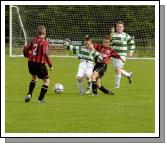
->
xmin=69 ymin=45 xmax=99 ymax=78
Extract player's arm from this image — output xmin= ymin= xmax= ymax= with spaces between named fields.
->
xmin=110 ymin=47 xmax=124 ymax=62
xmin=23 ymin=40 xmax=33 ymax=58
xmin=127 ymin=35 xmax=135 ymax=57
xmin=63 ymin=39 xmax=81 ymax=54
xmin=92 ymin=51 xmax=101 ymax=62
xmin=43 ymin=41 xmax=53 ymax=70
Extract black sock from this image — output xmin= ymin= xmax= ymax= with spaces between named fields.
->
xmin=28 ymin=80 xmax=36 ymax=96
xmin=92 ymin=81 xmax=98 ymax=94
xmin=98 ymin=85 xmax=109 ymax=94
xmin=38 ymin=85 xmax=48 ymax=101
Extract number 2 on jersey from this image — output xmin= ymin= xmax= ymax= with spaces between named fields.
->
xmin=33 ymin=44 xmax=38 ymax=55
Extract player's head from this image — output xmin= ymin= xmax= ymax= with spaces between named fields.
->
xmin=103 ymin=35 xmax=111 ymax=47
xmin=84 ymin=35 xmax=94 ymax=50
xmin=116 ymin=21 xmax=124 ymax=33
xmin=37 ymin=25 xmax=46 ymax=37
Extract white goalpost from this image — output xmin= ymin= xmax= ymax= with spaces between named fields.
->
xmin=10 ymin=5 xmax=155 ymax=59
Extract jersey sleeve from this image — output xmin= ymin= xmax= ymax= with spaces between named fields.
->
xmin=110 ymin=48 xmax=122 ymax=60
xmin=127 ymin=35 xmax=135 ymax=50
xmin=93 ymin=51 xmax=100 ymax=62
xmin=69 ymin=45 xmax=82 ymax=54
xmin=43 ymin=40 xmax=52 ymax=68
xmin=23 ymin=40 xmax=33 ymax=58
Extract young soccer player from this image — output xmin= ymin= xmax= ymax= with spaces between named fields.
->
xmin=111 ymin=21 xmax=135 ymax=88
xmin=91 ymin=35 xmax=123 ymax=96
xmin=23 ymin=25 xmax=53 ymax=103
xmin=64 ymin=36 xmax=100 ymax=95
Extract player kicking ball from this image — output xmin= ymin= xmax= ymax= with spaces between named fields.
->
xmin=23 ymin=26 xmax=53 ymax=103
xmin=64 ymin=36 xmax=100 ymax=95
xmin=111 ymin=21 xmax=135 ymax=88
xmin=91 ymin=35 xmax=123 ymax=96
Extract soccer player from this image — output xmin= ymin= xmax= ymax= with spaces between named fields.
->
xmin=111 ymin=21 xmax=135 ymax=88
xmin=91 ymin=35 xmax=122 ymax=96
xmin=64 ymin=36 xmax=100 ymax=95
xmin=23 ymin=25 xmax=53 ymax=103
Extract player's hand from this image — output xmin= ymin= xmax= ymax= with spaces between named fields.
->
xmin=50 ymin=67 xmax=54 ymax=71
xmin=127 ymin=50 xmax=133 ymax=57
xmin=121 ymin=58 xmax=126 ymax=63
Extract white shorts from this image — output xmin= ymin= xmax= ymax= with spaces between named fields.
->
xmin=77 ymin=61 xmax=94 ymax=78
xmin=112 ymin=56 xmax=126 ymax=69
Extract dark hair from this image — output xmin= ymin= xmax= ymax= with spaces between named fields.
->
xmin=104 ymin=35 xmax=111 ymax=42
xmin=84 ymin=35 xmax=92 ymax=42
xmin=116 ymin=20 xmax=124 ymax=26
xmin=37 ymin=25 xmax=46 ymax=35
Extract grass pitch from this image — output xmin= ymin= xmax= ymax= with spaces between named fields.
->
xmin=5 ymin=55 xmax=155 ymax=133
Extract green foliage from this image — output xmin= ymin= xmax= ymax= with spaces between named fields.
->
xmin=5 ymin=56 xmax=155 ymax=133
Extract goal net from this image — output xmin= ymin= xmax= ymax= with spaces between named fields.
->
xmin=10 ymin=5 xmax=155 ymax=58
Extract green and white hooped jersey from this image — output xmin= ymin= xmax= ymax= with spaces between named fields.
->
xmin=69 ymin=45 xmax=99 ymax=63
xmin=111 ymin=32 xmax=135 ymax=57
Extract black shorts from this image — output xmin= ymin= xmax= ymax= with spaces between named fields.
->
xmin=93 ymin=63 xmax=107 ymax=78
xmin=28 ymin=61 xmax=49 ymax=79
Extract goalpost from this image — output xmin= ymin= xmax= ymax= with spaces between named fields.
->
xmin=10 ymin=5 xmax=155 ymax=58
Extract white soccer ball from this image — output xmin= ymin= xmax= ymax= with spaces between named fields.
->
xmin=54 ymin=84 xmax=64 ymax=94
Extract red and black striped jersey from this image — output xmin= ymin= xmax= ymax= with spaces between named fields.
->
xmin=93 ymin=44 xmax=121 ymax=64
xmin=24 ymin=35 xmax=52 ymax=67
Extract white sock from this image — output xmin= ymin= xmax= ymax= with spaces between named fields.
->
xmin=115 ymin=74 xmax=121 ymax=87
xmin=87 ymin=78 xmax=92 ymax=90
xmin=121 ymin=70 xmax=130 ymax=77
xmin=77 ymin=80 xmax=83 ymax=92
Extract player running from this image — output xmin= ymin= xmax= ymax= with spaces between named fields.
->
xmin=91 ymin=35 xmax=123 ymax=96
xmin=23 ymin=25 xmax=53 ymax=103
xmin=111 ymin=21 xmax=135 ymax=88
xmin=64 ymin=36 xmax=100 ymax=95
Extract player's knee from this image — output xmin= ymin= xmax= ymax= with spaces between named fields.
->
xmin=43 ymin=78 xmax=50 ymax=86
xmin=115 ymin=67 xmax=121 ymax=74
xmin=91 ymin=73 xmax=98 ymax=81
xmin=97 ymin=83 xmax=101 ymax=88
xmin=32 ymin=75 xmax=37 ymax=81
xmin=86 ymin=74 xmax=91 ymax=80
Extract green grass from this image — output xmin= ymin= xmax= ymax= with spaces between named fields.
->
xmin=5 ymin=55 xmax=155 ymax=133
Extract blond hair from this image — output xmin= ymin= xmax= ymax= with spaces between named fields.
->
xmin=37 ymin=25 xmax=46 ymax=35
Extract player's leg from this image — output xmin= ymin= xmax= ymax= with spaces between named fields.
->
xmin=25 ymin=61 xmax=38 ymax=102
xmin=28 ymin=75 xmax=37 ymax=95
xmin=37 ymin=64 xmax=49 ymax=102
xmin=91 ymin=71 xmax=99 ymax=95
xmin=121 ymin=69 xmax=133 ymax=84
xmin=115 ymin=66 xmax=122 ymax=88
xmin=76 ymin=62 xmax=85 ymax=95
xmin=25 ymin=75 xmax=37 ymax=102
xmin=97 ymin=78 xmax=114 ymax=95
xmin=85 ymin=75 xmax=92 ymax=94
xmin=38 ymin=77 xmax=50 ymax=102
xmin=113 ymin=58 xmax=123 ymax=88
xmin=96 ymin=66 xmax=114 ymax=95
xmin=85 ymin=63 xmax=94 ymax=94
xmin=77 ymin=76 xmax=84 ymax=95
xmin=92 ymin=63 xmax=107 ymax=96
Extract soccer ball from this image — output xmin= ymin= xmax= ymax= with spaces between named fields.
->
xmin=54 ymin=84 xmax=64 ymax=94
